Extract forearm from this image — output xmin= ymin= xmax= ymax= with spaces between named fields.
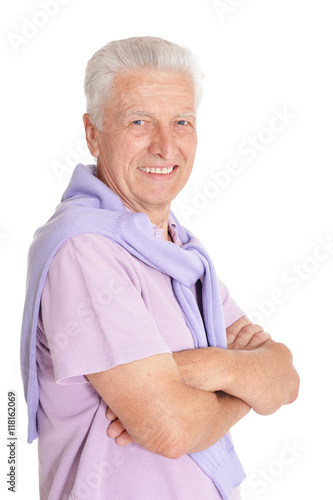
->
xmin=120 ymin=378 xmax=250 ymax=457
xmin=89 ymin=352 xmax=250 ymax=459
xmin=174 ymin=342 xmax=300 ymax=415
xmin=168 ymin=384 xmax=250 ymax=454
xmin=106 ymin=382 xmax=250 ymax=456
xmin=221 ymin=341 xmax=299 ymax=414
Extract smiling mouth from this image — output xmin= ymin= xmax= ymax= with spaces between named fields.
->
xmin=138 ymin=166 xmax=176 ymax=175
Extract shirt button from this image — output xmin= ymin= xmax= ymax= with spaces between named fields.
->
xmin=154 ymin=230 xmax=162 ymax=239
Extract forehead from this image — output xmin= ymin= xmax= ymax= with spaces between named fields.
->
xmin=107 ymin=69 xmax=196 ymax=116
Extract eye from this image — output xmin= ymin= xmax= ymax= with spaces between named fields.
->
xmin=176 ymin=120 xmax=188 ymax=126
xmin=132 ymin=120 xmax=145 ymax=126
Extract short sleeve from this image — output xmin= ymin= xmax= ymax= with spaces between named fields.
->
xmin=40 ymin=234 xmax=171 ymax=385
xmin=218 ymin=279 xmax=245 ymax=329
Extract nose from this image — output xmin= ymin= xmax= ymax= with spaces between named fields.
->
xmin=147 ymin=125 xmax=178 ymax=160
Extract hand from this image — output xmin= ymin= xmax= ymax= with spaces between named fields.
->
xmin=227 ymin=316 xmax=272 ymax=350
xmin=225 ymin=317 xmax=299 ymax=413
xmin=106 ymin=407 xmax=134 ymax=446
xmin=226 ymin=340 xmax=300 ymax=415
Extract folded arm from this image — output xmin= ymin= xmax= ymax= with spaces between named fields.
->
xmin=96 ymin=316 xmax=299 ymax=451
xmin=87 ymin=351 xmax=250 ymax=459
xmin=173 ymin=316 xmax=300 ymax=415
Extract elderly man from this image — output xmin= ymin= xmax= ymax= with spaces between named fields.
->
xmin=21 ymin=37 xmax=299 ymax=499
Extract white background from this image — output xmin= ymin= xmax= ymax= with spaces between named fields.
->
xmin=1 ymin=0 xmax=332 ymax=498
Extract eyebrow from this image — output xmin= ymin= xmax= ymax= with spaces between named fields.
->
xmin=175 ymin=112 xmax=196 ymax=120
xmin=126 ymin=111 xmax=196 ymax=120
xmin=126 ymin=111 xmax=155 ymax=117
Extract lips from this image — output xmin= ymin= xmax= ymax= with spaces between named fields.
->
xmin=138 ymin=166 xmax=176 ymax=175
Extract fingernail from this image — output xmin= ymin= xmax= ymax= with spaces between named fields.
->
xmin=117 ymin=437 xmax=125 ymax=446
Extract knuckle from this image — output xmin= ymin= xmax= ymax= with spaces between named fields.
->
xmin=239 ymin=326 xmax=252 ymax=337
xmin=248 ymin=331 xmax=271 ymax=347
xmin=252 ymin=323 xmax=264 ymax=332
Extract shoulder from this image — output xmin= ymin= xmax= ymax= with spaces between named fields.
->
xmin=55 ymin=233 xmax=122 ymax=255
xmin=53 ymin=233 xmax=133 ymax=267
xmin=49 ymin=233 xmax=142 ymax=288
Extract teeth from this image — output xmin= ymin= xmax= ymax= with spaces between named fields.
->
xmin=139 ymin=166 xmax=175 ymax=174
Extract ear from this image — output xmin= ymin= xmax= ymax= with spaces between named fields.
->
xmin=83 ymin=114 xmax=100 ymax=157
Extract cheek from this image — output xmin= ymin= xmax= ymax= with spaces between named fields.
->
xmin=182 ymin=134 xmax=197 ymax=156
xmin=181 ymin=141 xmax=197 ymax=167
xmin=101 ymin=129 xmax=145 ymax=158
xmin=121 ymin=137 xmax=150 ymax=164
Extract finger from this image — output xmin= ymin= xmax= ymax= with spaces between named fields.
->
xmin=245 ymin=331 xmax=272 ymax=349
xmin=115 ymin=430 xmax=134 ymax=447
xmin=106 ymin=407 xmax=117 ymax=421
xmin=107 ymin=418 xmax=126 ymax=439
xmin=226 ymin=329 xmax=237 ymax=347
xmin=228 ymin=324 xmax=256 ymax=349
xmin=228 ymin=324 xmax=264 ymax=350
xmin=226 ymin=317 xmax=250 ymax=347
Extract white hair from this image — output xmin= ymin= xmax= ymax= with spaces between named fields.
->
xmin=84 ymin=36 xmax=204 ymax=130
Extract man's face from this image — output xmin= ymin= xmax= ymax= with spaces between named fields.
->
xmin=85 ymin=69 xmax=198 ymax=214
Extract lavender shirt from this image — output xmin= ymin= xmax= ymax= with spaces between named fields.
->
xmin=36 ymin=219 xmax=244 ymax=499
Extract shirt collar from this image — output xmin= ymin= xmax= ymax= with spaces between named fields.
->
xmin=124 ymin=207 xmax=181 ymax=246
